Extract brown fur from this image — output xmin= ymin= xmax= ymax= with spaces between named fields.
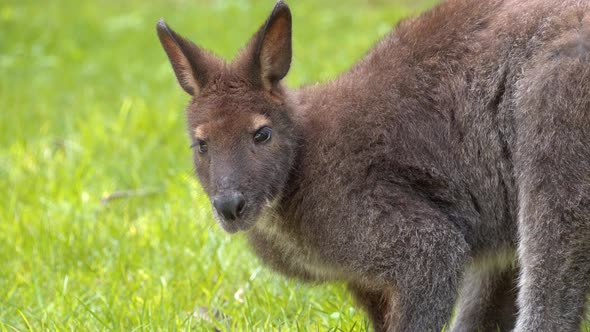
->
xmin=157 ymin=0 xmax=590 ymax=330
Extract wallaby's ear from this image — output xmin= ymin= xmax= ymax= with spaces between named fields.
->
xmin=241 ymin=1 xmax=292 ymax=91
xmin=156 ymin=19 xmax=221 ymax=96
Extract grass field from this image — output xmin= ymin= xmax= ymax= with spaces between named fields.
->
xmin=0 ymin=0 xmax=441 ymax=330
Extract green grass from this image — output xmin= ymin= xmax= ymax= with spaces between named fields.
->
xmin=1 ymin=0 xmax=437 ymax=330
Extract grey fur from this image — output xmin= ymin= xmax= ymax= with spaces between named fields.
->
xmin=157 ymin=0 xmax=590 ymax=330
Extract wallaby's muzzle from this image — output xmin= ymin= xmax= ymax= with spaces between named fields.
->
xmin=213 ymin=192 xmax=246 ymax=222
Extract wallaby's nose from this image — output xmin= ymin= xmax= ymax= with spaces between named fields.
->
xmin=213 ymin=192 xmax=246 ymax=221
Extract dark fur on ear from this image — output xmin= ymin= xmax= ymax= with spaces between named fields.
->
xmin=237 ymin=1 xmax=292 ymax=92
xmin=157 ymin=19 xmax=223 ymax=95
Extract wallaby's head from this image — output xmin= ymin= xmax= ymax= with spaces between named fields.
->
xmin=157 ymin=1 xmax=297 ymax=233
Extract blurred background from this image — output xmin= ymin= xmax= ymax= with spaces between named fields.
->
xmin=0 ymin=0 xmax=437 ymax=330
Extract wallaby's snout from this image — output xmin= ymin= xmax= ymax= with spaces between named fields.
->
xmin=213 ymin=192 xmax=246 ymax=222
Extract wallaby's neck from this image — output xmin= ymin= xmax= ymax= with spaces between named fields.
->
xmin=267 ymin=85 xmax=333 ymax=229
xmin=278 ymin=87 xmax=309 ymax=206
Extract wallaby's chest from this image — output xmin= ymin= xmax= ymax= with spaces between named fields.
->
xmin=250 ymin=216 xmax=344 ymax=282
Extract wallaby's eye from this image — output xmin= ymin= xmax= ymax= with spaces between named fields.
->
xmin=191 ymin=140 xmax=208 ymax=154
xmin=254 ymin=126 xmax=272 ymax=144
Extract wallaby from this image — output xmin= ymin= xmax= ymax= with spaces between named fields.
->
xmin=157 ymin=0 xmax=590 ymax=330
